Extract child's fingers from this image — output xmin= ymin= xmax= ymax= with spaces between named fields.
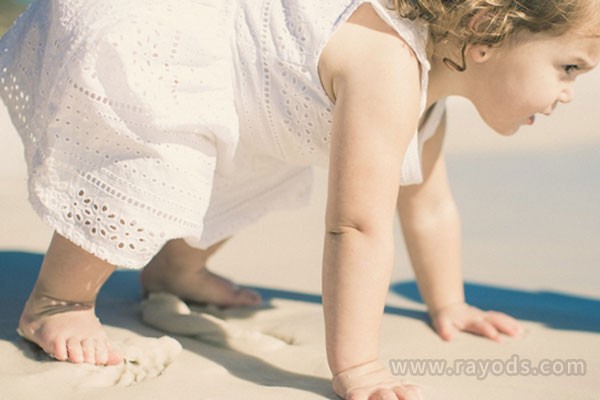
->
xmin=345 ymin=385 xmax=420 ymax=400
xmin=392 ymin=384 xmax=423 ymax=400
xmin=432 ymin=316 xmax=457 ymax=341
xmin=332 ymin=361 xmax=413 ymax=400
xmin=484 ymin=311 xmax=523 ymax=336
xmin=371 ymin=388 xmax=399 ymax=400
xmin=464 ymin=318 xmax=501 ymax=342
xmin=342 ymin=387 xmax=369 ymax=400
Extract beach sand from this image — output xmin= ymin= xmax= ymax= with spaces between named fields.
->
xmin=1 ymin=4 xmax=599 ymax=398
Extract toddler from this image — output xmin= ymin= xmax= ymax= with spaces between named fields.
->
xmin=1 ymin=0 xmax=599 ymax=398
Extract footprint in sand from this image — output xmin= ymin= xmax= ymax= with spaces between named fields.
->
xmin=140 ymin=292 xmax=290 ymax=354
xmin=83 ymin=335 xmax=182 ymax=387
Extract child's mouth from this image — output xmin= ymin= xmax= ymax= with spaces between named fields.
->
xmin=527 ymin=115 xmax=536 ymax=125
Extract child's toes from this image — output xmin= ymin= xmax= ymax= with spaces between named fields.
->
xmin=106 ymin=344 xmax=123 ymax=365
xmin=82 ymin=338 xmax=97 ymax=364
xmin=50 ymin=336 xmax=69 ymax=361
xmin=94 ymin=339 xmax=112 ymax=365
xmin=66 ymin=337 xmax=85 ymax=363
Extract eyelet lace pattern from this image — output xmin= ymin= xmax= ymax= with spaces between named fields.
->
xmin=1 ymin=0 xmax=444 ymax=268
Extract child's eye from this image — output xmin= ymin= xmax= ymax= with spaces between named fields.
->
xmin=564 ymin=65 xmax=581 ymax=75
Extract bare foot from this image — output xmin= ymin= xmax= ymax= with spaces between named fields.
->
xmin=17 ymin=232 xmax=122 ymax=365
xmin=18 ymin=294 xmax=122 ymax=365
xmin=141 ymin=239 xmax=261 ymax=307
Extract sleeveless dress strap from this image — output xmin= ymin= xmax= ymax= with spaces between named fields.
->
xmin=356 ymin=0 xmax=445 ymax=185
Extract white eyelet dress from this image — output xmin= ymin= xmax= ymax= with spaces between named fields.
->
xmin=0 ymin=0 xmax=446 ymax=269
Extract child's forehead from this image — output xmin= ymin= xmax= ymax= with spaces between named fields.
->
xmin=505 ymin=31 xmax=600 ymax=68
xmin=545 ymin=35 xmax=600 ymax=70
xmin=559 ymin=33 xmax=600 ymax=60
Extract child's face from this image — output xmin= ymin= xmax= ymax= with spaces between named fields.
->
xmin=468 ymin=30 xmax=600 ymax=136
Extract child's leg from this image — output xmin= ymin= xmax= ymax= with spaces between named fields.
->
xmin=141 ymin=239 xmax=261 ymax=307
xmin=18 ymin=232 xmax=122 ymax=365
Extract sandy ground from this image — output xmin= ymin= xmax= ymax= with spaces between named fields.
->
xmin=1 ymin=4 xmax=600 ymax=399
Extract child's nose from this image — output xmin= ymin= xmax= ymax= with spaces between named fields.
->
xmin=558 ymin=85 xmax=575 ymax=104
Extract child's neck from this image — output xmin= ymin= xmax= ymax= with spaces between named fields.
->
xmin=426 ymin=42 xmax=475 ymax=109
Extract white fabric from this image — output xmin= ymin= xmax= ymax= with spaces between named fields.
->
xmin=0 ymin=0 xmax=446 ymax=268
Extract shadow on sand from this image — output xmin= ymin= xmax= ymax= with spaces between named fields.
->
xmin=1 ymin=250 xmax=598 ymax=397
xmin=389 ymin=281 xmax=600 ymax=334
xmin=0 ymin=251 xmax=333 ymax=397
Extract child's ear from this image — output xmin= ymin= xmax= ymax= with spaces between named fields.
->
xmin=464 ymin=10 xmax=496 ymax=64
xmin=466 ymin=44 xmax=494 ymax=64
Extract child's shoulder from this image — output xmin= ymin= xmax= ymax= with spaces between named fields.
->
xmin=318 ymin=2 xmax=422 ymax=104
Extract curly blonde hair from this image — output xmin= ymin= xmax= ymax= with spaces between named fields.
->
xmin=391 ymin=0 xmax=599 ymax=71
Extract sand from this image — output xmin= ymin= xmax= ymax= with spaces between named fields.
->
xmin=1 ymin=4 xmax=600 ymax=397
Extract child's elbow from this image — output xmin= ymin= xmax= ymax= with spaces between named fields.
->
xmin=326 ymin=223 xmax=366 ymax=237
xmin=325 ymin=213 xmax=393 ymax=239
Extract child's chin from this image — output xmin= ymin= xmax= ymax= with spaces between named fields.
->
xmin=479 ymin=114 xmax=520 ymax=136
xmin=488 ymin=121 xmax=520 ymax=136
xmin=497 ymin=127 xmax=520 ymax=136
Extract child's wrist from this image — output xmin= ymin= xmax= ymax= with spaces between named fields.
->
xmin=332 ymin=360 xmax=384 ymax=396
xmin=428 ymin=299 xmax=467 ymax=317
xmin=332 ymin=359 xmax=380 ymax=377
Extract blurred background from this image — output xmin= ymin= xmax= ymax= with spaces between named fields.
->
xmin=0 ymin=0 xmax=29 ymax=35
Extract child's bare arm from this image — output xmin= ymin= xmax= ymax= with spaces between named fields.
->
xmin=396 ymin=112 xmax=465 ymax=314
xmin=320 ymin=4 xmax=423 ymax=399
xmin=397 ymin=114 xmax=523 ymax=341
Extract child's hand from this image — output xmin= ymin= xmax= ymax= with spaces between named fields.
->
xmin=430 ymin=302 xmax=523 ymax=342
xmin=332 ymin=360 xmax=422 ymax=400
